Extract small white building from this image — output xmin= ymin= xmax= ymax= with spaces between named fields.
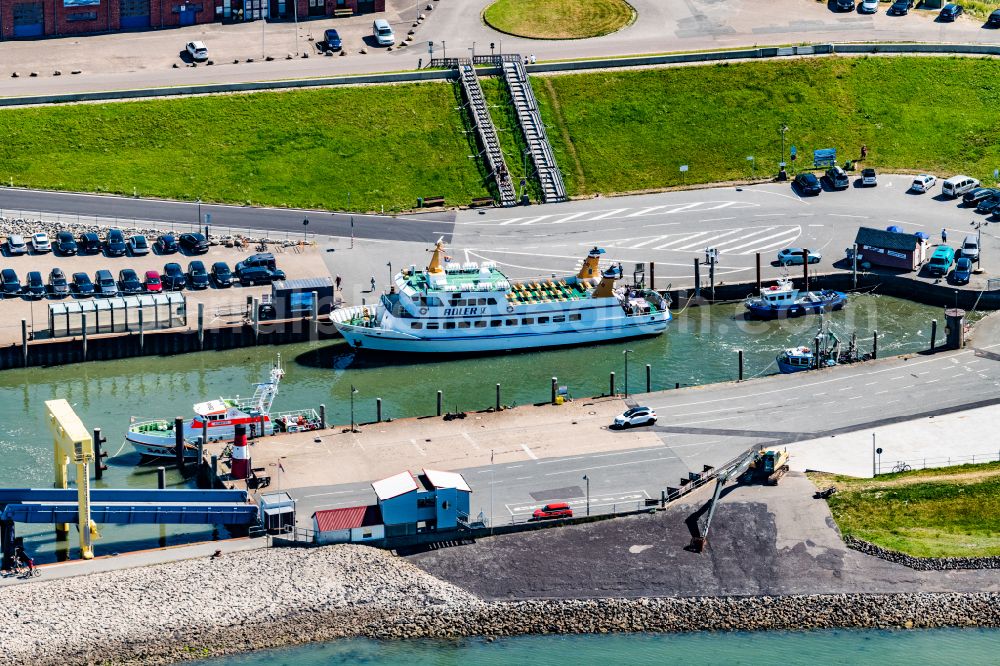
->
xmin=259 ymin=491 xmax=296 ymax=533
xmin=313 ymin=505 xmax=384 ymax=545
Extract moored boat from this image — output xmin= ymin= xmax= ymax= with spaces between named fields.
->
xmin=745 ymin=278 xmax=846 ymax=319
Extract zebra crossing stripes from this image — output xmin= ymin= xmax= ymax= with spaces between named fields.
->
xmin=600 ymin=225 xmax=802 ymax=255
xmin=462 ymin=200 xmax=760 ymax=227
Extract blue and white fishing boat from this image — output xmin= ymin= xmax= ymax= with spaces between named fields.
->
xmin=744 ymin=278 xmax=846 ymax=319
xmin=776 ymin=323 xmax=843 ymax=374
xmin=330 ymin=241 xmax=671 ymax=354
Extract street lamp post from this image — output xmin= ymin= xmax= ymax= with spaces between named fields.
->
xmin=302 ymin=218 xmax=309 ymax=241
xmin=386 ymin=262 xmax=393 ymax=286
xmin=623 ymin=349 xmax=633 ymax=398
xmin=780 ymin=124 xmax=789 ymax=166
xmin=350 ymin=384 xmax=359 ymax=432
xmin=197 ymin=198 xmax=202 ymax=231
xmin=583 ymin=474 xmax=590 ymax=516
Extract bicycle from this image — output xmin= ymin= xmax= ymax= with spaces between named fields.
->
xmin=9 ymin=560 xmax=40 ymax=579
xmin=891 ymin=462 xmax=912 ymax=474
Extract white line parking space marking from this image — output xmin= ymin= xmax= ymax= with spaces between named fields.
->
xmin=521 ymin=443 xmax=539 ymax=460
xmin=410 ymin=438 xmax=426 ymax=456
xmin=584 ymin=208 xmax=629 ymax=221
xmin=461 ymin=432 xmax=480 ymax=450
xmin=550 ymin=211 xmax=589 ymax=225
xmin=513 ymin=215 xmax=554 ymax=226
xmin=506 ymin=490 xmax=649 ymax=515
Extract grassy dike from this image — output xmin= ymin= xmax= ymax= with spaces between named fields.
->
xmin=532 ymin=57 xmax=1000 ymax=196
xmin=0 ymin=83 xmax=488 ymax=213
xmin=809 ymin=462 xmax=1000 ymax=558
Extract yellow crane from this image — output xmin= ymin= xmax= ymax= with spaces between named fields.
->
xmin=45 ymin=399 xmax=98 ymax=560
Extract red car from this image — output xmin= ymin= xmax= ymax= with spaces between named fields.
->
xmin=144 ymin=270 xmax=162 ymax=293
xmin=532 ymin=502 xmax=573 ymax=521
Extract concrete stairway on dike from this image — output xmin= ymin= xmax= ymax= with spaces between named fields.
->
xmin=501 ymin=59 xmax=567 ymax=204
xmin=458 ymin=63 xmax=518 ymax=208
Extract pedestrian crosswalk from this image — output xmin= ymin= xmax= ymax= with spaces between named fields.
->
xmin=463 ymin=200 xmax=760 ymax=226
xmin=592 ymin=225 xmax=802 ymax=256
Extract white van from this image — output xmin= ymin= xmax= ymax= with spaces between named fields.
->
xmin=373 ymin=19 xmax=395 ymax=46
xmin=942 ymin=175 xmax=980 ymax=198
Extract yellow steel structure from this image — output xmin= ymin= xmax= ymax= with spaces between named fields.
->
xmin=45 ymin=399 xmax=98 ymax=560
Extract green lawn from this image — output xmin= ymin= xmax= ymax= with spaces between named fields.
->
xmin=533 ymin=57 xmax=1000 ymax=196
xmin=483 ymin=0 xmax=635 ymax=39
xmin=810 ymin=463 xmax=1000 ymax=558
xmin=0 ymin=83 xmax=488 ymax=213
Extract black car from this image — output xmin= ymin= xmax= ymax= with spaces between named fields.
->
xmin=1 ymin=268 xmax=20 ymax=296
xmin=157 ymin=234 xmax=179 ymax=254
xmin=211 ymin=261 xmax=234 ymax=287
xmin=939 ymin=3 xmax=963 ymax=20
xmin=106 ymin=228 xmax=127 ymax=257
xmin=179 ymin=232 xmax=209 ymax=254
xmin=793 ymin=172 xmax=822 ymax=196
xmin=78 ymin=232 xmax=102 ymax=255
xmin=835 ymin=0 xmax=854 ymax=10
xmin=162 ymin=262 xmax=187 ymax=290
xmin=889 ymin=0 xmax=913 ymax=13
xmin=976 ymin=194 xmax=1000 ymax=214
xmin=187 ymin=260 xmax=210 ymax=289
xmin=25 ymin=271 xmax=45 ymax=298
xmin=95 ymin=269 xmax=118 ymax=297
xmin=49 ymin=268 xmax=70 ymax=297
xmin=118 ymin=268 xmax=143 ymax=294
xmin=55 ymin=231 xmax=78 ymax=256
xmin=72 ymin=272 xmax=95 ymax=297
xmin=237 ymin=266 xmax=280 ymax=286
xmin=988 ymin=8 xmax=1000 ymax=25
xmin=963 ymin=187 xmax=996 ymax=206
xmin=324 ymin=28 xmax=342 ymax=51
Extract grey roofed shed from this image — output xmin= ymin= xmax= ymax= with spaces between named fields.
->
xmin=854 ymin=227 xmax=919 ymax=252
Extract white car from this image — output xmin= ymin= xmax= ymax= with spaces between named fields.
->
xmin=373 ymin=19 xmax=395 ymax=46
xmin=861 ymin=168 xmax=877 ymax=187
xmin=30 ymin=232 xmax=51 ymax=253
xmin=910 ymin=174 xmax=937 ymax=193
xmin=613 ymin=406 xmax=657 ymax=428
xmin=859 ymin=0 xmax=879 ymax=12
xmin=7 ymin=234 xmax=27 ymax=256
xmin=185 ymin=41 xmax=208 ymax=62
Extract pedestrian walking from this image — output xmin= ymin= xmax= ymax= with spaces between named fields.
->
xmin=335 ymin=274 xmax=342 ymax=290
xmin=370 ymin=275 xmax=376 ymax=292
xmin=860 ymin=144 xmax=868 ymax=160
xmin=941 ymin=228 xmax=948 ymax=244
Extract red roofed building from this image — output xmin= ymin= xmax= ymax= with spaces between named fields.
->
xmin=312 ymin=504 xmax=383 ymax=545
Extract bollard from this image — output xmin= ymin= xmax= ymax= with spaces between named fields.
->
xmin=210 ymin=455 xmax=218 ymax=487
xmin=311 ymin=290 xmax=319 ymax=338
xmin=551 ymin=377 xmax=557 ymax=404
xmin=814 ymin=336 xmax=821 ymax=370
xmin=945 ymin=309 xmax=966 ymax=350
xmin=93 ymin=427 xmax=108 ymax=481
xmin=872 ymin=330 xmax=878 ymax=359
xmin=738 ymin=350 xmax=744 ymax=381
xmin=675 ymin=382 xmax=680 ymax=390
xmin=251 ymin=297 xmax=260 ymax=343
xmin=693 ymin=259 xmax=701 ymax=299
xmin=496 ymin=383 xmax=501 ymax=411
xmin=755 ymin=253 xmax=761 ymax=293
xmin=650 ymin=261 xmax=655 ymax=290
xmin=437 ymin=390 xmax=443 ymax=416
xmin=646 ymin=364 xmax=651 ymax=393
xmin=709 ymin=254 xmax=715 ymax=301
xmin=198 ymin=302 xmax=205 ymax=349
xmin=157 ymin=466 xmax=166 ymax=490
xmin=174 ymin=416 xmax=185 ymax=472
xmin=609 ymin=371 xmax=616 ymax=396
xmin=197 ymin=437 xmax=205 ymax=471
xmin=202 ymin=420 xmax=208 ymax=448
xmin=377 ymin=397 xmax=383 ymax=422
xmin=81 ymin=313 xmax=88 ymax=360
xmin=801 ymin=249 xmax=809 ymax=292
xmin=138 ymin=309 xmax=145 ymax=351
xmin=930 ymin=319 xmax=938 ymax=351
xmin=319 ymin=403 xmax=326 ymax=429
xmin=21 ymin=319 xmax=27 ymax=368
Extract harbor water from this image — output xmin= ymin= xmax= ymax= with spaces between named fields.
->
xmin=1 ymin=294 xmax=949 ymax=560
xmin=194 ymin=628 xmax=1000 ymax=665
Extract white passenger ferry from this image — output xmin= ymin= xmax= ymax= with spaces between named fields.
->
xmin=330 ymin=241 xmax=671 ymax=353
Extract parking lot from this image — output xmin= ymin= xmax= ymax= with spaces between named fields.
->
xmin=0 ymin=228 xmax=332 ymax=345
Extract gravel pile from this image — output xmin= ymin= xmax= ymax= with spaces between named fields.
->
xmin=844 ymin=535 xmax=1000 ymax=571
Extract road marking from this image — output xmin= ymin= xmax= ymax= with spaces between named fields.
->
xmin=515 ymin=215 xmax=554 ymax=226
xmin=874 ymin=390 xmax=889 ymax=395
xmin=629 ymin=235 xmax=673 ymax=249
xmin=673 ymin=228 xmax=746 ymax=251
xmin=848 ymin=395 xmax=864 ymax=400
xmin=653 ymin=231 xmax=716 ymax=250
xmin=506 ymin=464 xmax=523 ymax=469
xmin=585 ymin=208 xmax=629 ymax=221
xmin=748 ymin=235 xmax=803 ymax=254
xmin=507 ymin=490 xmax=649 ymax=514
xmin=543 ymin=455 xmax=670 ymax=476
xmin=864 ymin=381 xmax=877 ymax=386
xmin=829 ymin=214 xmax=869 ymax=219
xmin=410 ymin=438 xmax=426 ymax=456
xmin=302 ymin=490 xmax=354 ymax=498
xmin=493 ymin=217 xmax=522 ymax=226
xmin=813 ymin=392 xmax=827 ymax=396
xmin=626 ymin=205 xmax=674 ymax=218
xmin=461 ymin=431 xmax=480 ymax=450
xmin=754 ymin=213 xmax=786 ymax=217
xmin=698 ymin=216 xmax=737 ymax=223
xmin=551 ymin=211 xmax=589 ymax=225
xmin=521 ymin=443 xmax=538 ymax=460
xmin=730 ymin=229 xmax=807 ymax=254
xmin=515 ymin=476 xmax=532 ymax=481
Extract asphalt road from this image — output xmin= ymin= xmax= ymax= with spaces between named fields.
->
xmin=287 ymin=332 xmax=1000 ymax=527
xmin=0 ymin=187 xmax=455 ymax=244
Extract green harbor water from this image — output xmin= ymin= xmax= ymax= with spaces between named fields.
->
xmin=3 ymin=294 xmax=946 ymax=560
xmin=194 ymin=628 xmax=1000 ymax=665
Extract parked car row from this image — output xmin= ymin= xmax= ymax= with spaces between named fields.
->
xmin=5 ymin=230 xmax=208 ymax=258
xmin=841 ymin=0 xmax=971 ymax=22
xmin=1 ymin=253 xmax=284 ymax=298
xmin=792 ymin=166 xmax=878 ymax=196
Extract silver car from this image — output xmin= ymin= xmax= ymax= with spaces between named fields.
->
xmin=777 ymin=248 xmax=822 ymax=266
xmin=7 ymin=234 xmax=27 ymax=256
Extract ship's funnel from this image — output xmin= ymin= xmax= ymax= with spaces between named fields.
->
xmin=577 ymin=247 xmax=605 ymax=280
xmin=427 ymin=237 xmax=447 ymax=274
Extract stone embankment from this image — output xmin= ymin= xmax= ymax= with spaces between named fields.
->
xmin=844 ymin=535 xmax=1000 ymax=571
xmin=2 ymin=544 xmax=1000 ymax=665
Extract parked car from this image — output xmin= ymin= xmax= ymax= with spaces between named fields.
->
xmin=793 ymin=172 xmax=822 ymax=196
xmin=859 ymin=0 xmax=879 ymax=11
xmin=235 ymin=252 xmax=277 ymax=273
xmin=179 ymin=232 xmax=209 ymax=254
xmin=72 ymin=272 xmax=95 ymax=297
xmin=118 ymin=268 xmax=144 ymax=294
xmin=78 ymin=232 xmax=102 ymax=254
xmin=988 ymin=8 xmax=1000 ymax=25
xmin=6 ymin=234 xmax=27 ymax=256
xmin=835 ymin=0 xmax=854 ymax=10
xmin=889 ymin=0 xmax=913 ymax=14
xmin=144 ymin=270 xmax=163 ymax=293
xmin=185 ymin=41 xmax=208 ymax=62
xmin=961 ymin=234 xmax=980 ymax=261
xmin=55 ymin=231 xmax=78 ymax=256
xmin=25 ymin=271 xmax=45 ymax=299
xmin=531 ymin=502 xmax=573 ymax=521
xmin=211 ymin=261 xmax=234 ymax=287
xmin=939 ymin=3 xmax=963 ymax=20
xmin=909 ymin=174 xmax=937 ymax=193
xmin=48 ymin=268 xmax=70 ymax=297
xmin=95 ymin=269 xmax=118 ymax=297
xmin=129 ymin=234 xmax=150 ymax=256
xmin=30 ymin=232 xmax=51 ymax=253
xmin=927 ymin=245 xmax=956 ymax=276
xmin=105 ymin=228 xmax=127 ymax=257
xmin=324 ymin=28 xmax=342 ymax=51
xmin=236 ymin=266 xmax=281 ymax=286
xmin=963 ymin=187 xmax=996 ymax=206
xmin=976 ymin=194 xmax=1000 ymax=214
xmin=951 ymin=257 xmax=973 ymax=284
xmin=187 ymin=260 xmax=210 ymax=289
xmin=613 ymin=406 xmax=658 ymax=428
xmin=1 ymin=268 xmax=20 ymax=296
xmin=824 ymin=166 xmax=850 ymax=190
xmin=942 ymin=175 xmax=979 ymax=198
xmin=777 ymin=248 xmax=822 ymax=266
xmin=162 ymin=262 xmax=187 ymax=290
xmin=156 ymin=234 xmax=179 ymax=254
xmin=860 ymin=168 xmax=878 ymax=186
xmin=373 ymin=18 xmax=395 ymax=46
